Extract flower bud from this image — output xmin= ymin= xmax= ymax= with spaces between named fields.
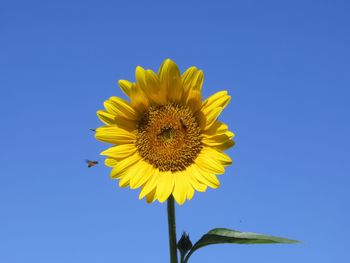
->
xmin=177 ymin=232 xmax=193 ymax=254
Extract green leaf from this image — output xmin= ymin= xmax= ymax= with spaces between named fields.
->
xmin=183 ymin=228 xmax=299 ymax=263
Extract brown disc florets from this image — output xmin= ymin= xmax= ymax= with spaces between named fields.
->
xmin=136 ymin=103 xmax=202 ymax=172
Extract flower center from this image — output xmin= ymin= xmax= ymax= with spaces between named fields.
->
xmin=158 ymin=127 xmax=175 ymax=143
xmin=136 ymin=103 xmax=202 ymax=172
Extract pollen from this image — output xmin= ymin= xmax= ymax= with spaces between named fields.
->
xmin=136 ymin=103 xmax=202 ymax=172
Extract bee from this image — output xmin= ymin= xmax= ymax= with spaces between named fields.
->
xmin=86 ymin=160 xmax=98 ymax=168
xmin=179 ymin=117 xmax=187 ymax=130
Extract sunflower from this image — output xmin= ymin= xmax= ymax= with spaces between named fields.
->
xmin=95 ymin=59 xmax=234 ymax=205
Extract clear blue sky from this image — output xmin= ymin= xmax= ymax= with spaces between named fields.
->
xmin=1 ymin=0 xmax=349 ymax=262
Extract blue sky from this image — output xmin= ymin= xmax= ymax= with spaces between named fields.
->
xmin=1 ymin=0 xmax=349 ymax=262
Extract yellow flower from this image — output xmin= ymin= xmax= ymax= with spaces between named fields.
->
xmin=95 ymin=59 xmax=235 ymax=205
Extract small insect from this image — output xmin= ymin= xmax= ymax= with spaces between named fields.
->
xmin=179 ymin=117 xmax=187 ymax=130
xmin=157 ymin=126 xmax=175 ymax=142
xmin=89 ymin=128 xmax=96 ymax=132
xmin=86 ymin=160 xmax=98 ymax=168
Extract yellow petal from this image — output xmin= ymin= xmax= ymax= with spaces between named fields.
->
xmin=108 ymin=97 xmax=139 ymax=120
xmin=201 ymin=91 xmax=231 ymax=115
xmin=202 ymin=133 xmax=234 ymax=147
xmin=182 ymin=68 xmax=203 ymax=112
xmin=196 ymin=165 xmax=221 ymax=187
xmin=201 ymin=147 xmax=232 ymax=166
xmin=195 ymin=150 xmax=225 ymax=174
xmin=156 ymin=171 xmax=175 ymax=203
xmin=182 ymin=67 xmax=198 ymax=94
xmin=203 ymin=121 xmax=229 ymax=136
xmin=129 ymin=82 xmax=149 ymax=112
xmin=139 ymin=169 xmax=159 ymax=199
xmin=104 ymin=101 xmax=122 ymax=117
xmin=145 ymin=188 xmax=157 ymax=203
xmin=158 ymin=59 xmax=182 ymax=102
xmin=129 ymin=161 xmax=154 ymax=189
xmin=118 ymin=80 xmax=132 ymax=96
xmin=187 ymin=170 xmax=208 ymax=192
xmin=104 ymin=158 xmax=118 ymax=167
xmin=119 ymin=160 xmax=143 ymax=188
xmin=95 ymin=126 xmax=136 ymax=144
xmin=109 ymin=152 xmax=141 ymax=178
xmin=186 ymin=88 xmax=202 ymax=113
xmin=100 ymin=144 xmax=137 ymax=159
xmin=172 ymin=171 xmax=189 ymax=205
xmin=135 ymin=66 xmax=149 ymax=88
xmin=191 ymin=164 xmax=220 ymax=188
xmin=97 ymin=110 xmax=115 ymax=125
xmin=136 ymin=66 xmax=166 ymax=105
xmin=213 ymin=140 xmax=235 ymax=151
xmin=198 ymin=91 xmax=231 ymax=130
xmin=114 ymin=117 xmax=137 ymax=132
xmin=198 ymin=107 xmax=223 ymax=131
xmin=187 ymin=185 xmax=195 ymax=200
xmin=97 ymin=110 xmax=137 ymax=131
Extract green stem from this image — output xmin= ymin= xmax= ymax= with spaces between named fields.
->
xmin=167 ymin=195 xmax=178 ymax=263
xmin=183 ymin=251 xmax=192 ymax=263
xmin=180 ymin=252 xmax=185 ymax=263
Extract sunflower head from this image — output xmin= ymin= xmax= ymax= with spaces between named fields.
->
xmin=95 ymin=59 xmax=234 ymax=205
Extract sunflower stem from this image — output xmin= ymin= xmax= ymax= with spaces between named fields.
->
xmin=167 ymin=195 xmax=178 ymax=263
